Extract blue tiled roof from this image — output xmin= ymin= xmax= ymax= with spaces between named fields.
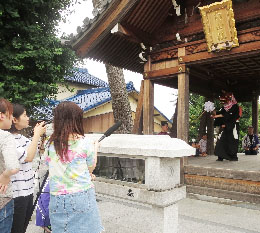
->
xmin=33 ymin=81 xmax=171 ymax=123
xmin=34 ymin=82 xmax=134 ymax=121
xmin=65 ymin=67 xmax=108 ymax=88
xmin=154 ymin=106 xmax=172 ymax=124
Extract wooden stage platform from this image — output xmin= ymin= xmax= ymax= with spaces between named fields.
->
xmin=185 ymin=154 xmax=260 ymax=204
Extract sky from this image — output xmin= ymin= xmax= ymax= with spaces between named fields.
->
xmin=58 ymin=0 xmax=177 ymax=120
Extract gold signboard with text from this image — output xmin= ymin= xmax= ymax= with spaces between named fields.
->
xmin=199 ymin=0 xmax=239 ymax=52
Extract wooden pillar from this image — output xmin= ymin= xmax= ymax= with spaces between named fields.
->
xmin=177 ymin=73 xmax=189 ymax=142
xmin=177 ymin=47 xmax=189 ymax=184
xmin=198 ymin=110 xmax=207 ymax=140
xmin=177 ymin=48 xmax=189 ymax=142
xmin=170 ymin=99 xmax=178 ymax=138
xmin=205 ymin=98 xmax=215 ymax=155
xmin=206 ymin=112 xmax=215 ymax=155
xmin=143 ymin=57 xmax=154 ymax=135
xmin=252 ymin=95 xmax=259 ymax=135
xmin=143 ymin=79 xmax=154 ymax=135
xmin=132 ymin=80 xmax=144 ymax=134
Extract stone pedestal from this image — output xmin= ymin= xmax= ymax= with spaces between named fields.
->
xmin=87 ymin=134 xmax=195 ymax=233
xmin=146 ymin=157 xmax=180 ymax=191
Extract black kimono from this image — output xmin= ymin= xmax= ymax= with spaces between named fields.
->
xmin=214 ymin=104 xmax=240 ymax=161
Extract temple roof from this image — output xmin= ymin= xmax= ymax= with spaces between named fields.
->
xmin=68 ymin=0 xmax=260 ymax=101
xmin=70 ymin=0 xmax=173 ymax=73
xmin=65 ymin=67 xmax=108 ymax=87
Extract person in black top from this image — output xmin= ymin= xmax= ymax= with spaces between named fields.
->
xmin=212 ymin=92 xmax=240 ymax=161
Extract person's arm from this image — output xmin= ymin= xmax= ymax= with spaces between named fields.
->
xmin=84 ymin=139 xmax=99 ymax=174
xmin=0 ymin=169 xmax=19 ymax=194
xmin=212 ymin=114 xmax=223 ymax=118
xmin=88 ymin=141 xmax=99 ymax=174
xmin=242 ymin=135 xmax=250 ymax=150
xmin=0 ymin=132 xmax=20 ymax=194
xmin=25 ymin=122 xmax=46 ymax=162
xmin=254 ymin=135 xmax=259 ymax=150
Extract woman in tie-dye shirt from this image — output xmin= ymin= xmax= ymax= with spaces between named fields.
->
xmin=45 ymin=101 xmax=104 ymax=233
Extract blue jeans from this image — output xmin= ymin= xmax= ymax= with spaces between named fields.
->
xmin=50 ymin=188 xmax=104 ymax=233
xmin=0 ymin=199 xmax=14 ymax=233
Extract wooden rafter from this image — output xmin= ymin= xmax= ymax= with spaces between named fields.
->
xmin=118 ymin=23 xmax=156 ymax=45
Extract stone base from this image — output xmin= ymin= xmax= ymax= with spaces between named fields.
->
xmin=94 ymin=180 xmax=186 ymax=207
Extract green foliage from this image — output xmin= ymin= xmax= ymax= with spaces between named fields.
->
xmin=0 ymin=0 xmax=80 ymax=113
xmin=238 ymin=102 xmax=252 ymax=152
xmin=189 ymin=93 xmax=205 ymax=141
xmin=189 ymin=93 xmax=253 ymax=152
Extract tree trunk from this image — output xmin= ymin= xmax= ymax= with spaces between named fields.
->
xmin=92 ymin=1 xmax=134 ymax=182
xmin=105 ymin=64 xmax=133 ymax=134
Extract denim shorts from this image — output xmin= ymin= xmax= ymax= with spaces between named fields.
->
xmin=0 ymin=199 xmax=14 ymax=233
xmin=49 ymin=188 xmax=104 ymax=233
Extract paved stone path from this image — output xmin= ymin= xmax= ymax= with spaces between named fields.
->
xmin=25 ymin=153 xmax=260 ymax=232
xmin=26 ymin=196 xmax=260 ymax=233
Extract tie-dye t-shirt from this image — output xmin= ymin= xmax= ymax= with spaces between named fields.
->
xmin=45 ymin=136 xmax=95 ymax=195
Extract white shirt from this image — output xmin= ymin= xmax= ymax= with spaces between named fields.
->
xmin=11 ymin=134 xmax=34 ymax=198
xmin=0 ymin=130 xmax=20 ymax=209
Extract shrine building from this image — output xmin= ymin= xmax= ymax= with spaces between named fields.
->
xmin=69 ymin=0 xmax=260 ymax=141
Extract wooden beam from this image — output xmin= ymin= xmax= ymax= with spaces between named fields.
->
xmin=118 ymin=23 xmax=156 ymax=45
xmin=132 ymin=80 xmax=144 ymax=134
xmin=151 ymin=26 xmax=260 ymax=63
xmin=182 ymin=40 xmax=260 ymax=65
xmin=112 ymin=24 xmax=143 ymax=44
xmin=143 ymin=79 xmax=154 ymax=135
xmin=73 ymin=0 xmax=138 ymax=57
xmin=252 ymin=95 xmax=259 ymax=135
xmin=144 ymin=65 xmax=186 ymax=79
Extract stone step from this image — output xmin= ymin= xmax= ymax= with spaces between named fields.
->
xmin=185 ymin=174 xmax=260 ymax=195
xmin=187 ymin=185 xmax=260 ymax=204
xmin=185 ymin=165 xmax=260 ymax=182
xmin=187 ymin=193 xmax=260 ymax=211
xmin=184 ymin=165 xmax=260 ymax=204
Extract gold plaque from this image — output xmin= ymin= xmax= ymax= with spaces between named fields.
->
xmin=199 ymin=0 xmax=239 ymax=52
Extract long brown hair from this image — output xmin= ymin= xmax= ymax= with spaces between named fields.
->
xmin=48 ymin=101 xmax=84 ymax=161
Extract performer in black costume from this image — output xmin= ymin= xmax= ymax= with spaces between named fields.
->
xmin=212 ymin=92 xmax=240 ymax=161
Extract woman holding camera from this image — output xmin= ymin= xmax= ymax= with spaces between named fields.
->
xmin=9 ymin=104 xmax=46 ymax=233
